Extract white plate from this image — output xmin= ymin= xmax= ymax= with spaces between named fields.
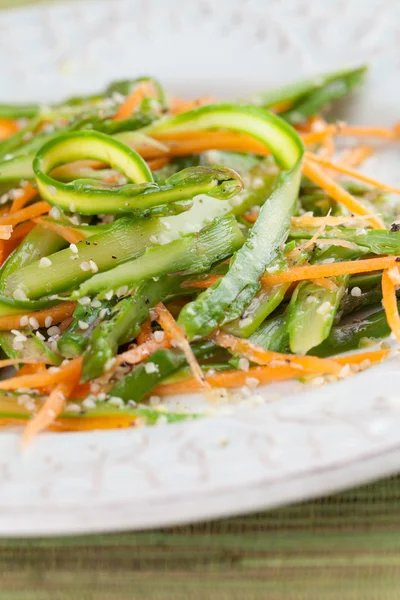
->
xmin=1 ymin=0 xmax=400 ymax=536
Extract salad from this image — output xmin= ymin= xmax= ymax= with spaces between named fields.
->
xmin=0 ymin=66 xmax=399 ymax=441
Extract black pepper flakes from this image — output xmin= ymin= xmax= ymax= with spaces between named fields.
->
xmin=391 ymin=223 xmax=400 ymax=232
xmin=112 ymin=255 xmax=117 ymax=259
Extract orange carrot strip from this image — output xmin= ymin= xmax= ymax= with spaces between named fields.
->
xmin=382 ymin=268 xmax=400 ymax=345
xmin=154 ymin=365 xmax=299 ymax=396
xmin=154 ymin=302 xmax=212 ymax=394
xmin=302 ymin=124 xmax=397 ymax=145
xmin=33 ymin=217 xmax=85 ymax=244
xmin=170 ymin=95 xmax=216 ymax=115
xmin=261 ymin=256 xmax=400 ymax=287
xmin=0 ymin=201 xmax=50 ymax=227
xmin=9 ymin=182 xmax=38 ymax=214
xmin=117 ymin=338 xmax=171 ymax=366
xmin=334 ymin=349 xmax=390 ymax=366
xmin=302 ymin=159 xmax=384 ymax=228
xmin=148 ymin=131 xmax=271 ymax=157
xmin=212 ymin=331 xmax=341 ymax=376
xmin=137 ymin=319 xmax=153 ymax=345
xmin=113 ymin=81 xmax=156 ymax=121
xmin=17 ymin=363 xmax=47 ymax=376
xmin=21 ymin=357 xmax=82 ymax=444
xmin=341 ymin=145 xmax=374 ymax=167
xmin=0 ymin=301 xmax=76 ymax=331
xmin=311 ymin=278 xmax=338 ymax=291
xmin=183 ymin=256 xmax=400 ymax=290
xmin=0 ymin=358 xmax=47 ymax=369
xmin=306 ymin=152 xmax=400 ymax=196
xmin=290 ymin=214 xmax=376 ymax=228
xmin=0 ymin=118 xmax=18 ymax=141
xmin=147 ymin=157 xmax=170 ymax=171
xmin=269 ymin=100 xmax=294 ymax=114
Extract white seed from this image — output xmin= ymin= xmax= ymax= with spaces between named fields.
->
xmin=39 ymin=257 xmax=52 ymax=268
xmin=78 ymin=296 xmax=91 ymax=306
xmin=238 ymin=358 xmax=250 ymax=371
xmin=11 ymin=329 xmax=21 ymax=336
xmin=91 ymin=299 xmax=102 ymax=308
xmin=28 ymin=317 xmax=39 ymax=330
xmin=44 ymin=316 xmax=53 ymax=328
xmin=65 ymin=403 xmax=81 ymax=413
xmin=245 ymin=377 xmax=260 ymax=389
xmin=69 ymin=243 xmax=78 ymax=254
xmin=144 ymin=362 xmax=159 ymax=374
xmin=19 ymin=315 xmax=29 ymax=327
xmin=108 ymin=396 xmax=124 ymax=407
xmin=35 ymin=331 xmax=45 ymax=341
xmin=49 ymin=206 xmax=61 ymax=219
xmin=80 ymin=261 xmax=91 ymax=271
xmin=14 ymin=334 xmax=27 ymax=344
xmin=89 ymin=259 xmax=98 ymax=273
xmin=105 ymin=290 xmax=114 ymax=300
xmin=78 ymin=320 xmax=89 ymax=330
xmin=47 ymin=325 xmax=61 ymax=337
xmin=351 ymin=286 xmax=362 ymax=297
xmin=153 ymin=330 xmax=165 ymax=342
xmin=82 ymin=397 xmax=97 ymax=410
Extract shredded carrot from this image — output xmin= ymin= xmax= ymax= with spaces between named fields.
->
xmin=290 ymin=214 xmax=376 ymax=228
xmin=137 ymin=319 xmax=153 ymax=345
xmin=341 ymin=145 xmax=374 ymax=167
xmin=0 ymin=301 xmax=76 ymax=331
xmin=181 ymin=274 xmax=221 ymax=289
xmin=154 ymin=302 xmax=212 ymax=395
xmin=0 ymin=363 xmax=66 ymax=391
xmin=9 ymin=182 xmax=38 ymax=214
xmin=302 ymin=158 xmax=384 ymax=228
xmin=0 ymin=118 xmax=18 ymax=141
xmin=306 ymin=152 xmax=400 ymax=196
xmin=154 ymin=365 xmax=299 ymax=396
xmin=113 ymin=81 xmax=156 ymax=121
xmin=183 ymin=256 xmax=400 ymax=291
xmin=170 ymin=96 xmax=216 ymax=115
xmin=320 ymin=136 xmax=335 ymax=159
xmin=117 ymin=338 xmax=171 ymax=366
xmin=0 ymin=201 xmax=50 ymax=227
xmin=17 ymin=363 xmax=47 ymax=376
xmin=261 ymin=256 xmax=400 ymax=287
xmin=382 ymin=267 xmax=400 ymax=345
xmin=0 ymin=358 xmax=47 ymax=369
xmin=287 ymin=211 xmax=331 ymax=257
xmin=33 ymin=217 xmax=85 ymax=244
xmin=311 ymin=278 xmax=338 ymax=291
xmin=315 ymin=238 xmax=360 ymax=250
xmin=335 ymin=348 xmax=390 ymax=366
xmin=21 ymin=357 xmax=82 ymax=445
xmin=302 ymin=124 xmax=397 ymax=145
xmin=147 ymin=157 xmax=170 ymax=171
xmin=147 ymin=131 xmax=271 ymax=157
xmin=211 ymin=331 xmax=341 ymax=376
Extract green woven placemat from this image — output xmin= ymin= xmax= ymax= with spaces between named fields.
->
xmin=1 ymin=476 xmax=400 ymax=599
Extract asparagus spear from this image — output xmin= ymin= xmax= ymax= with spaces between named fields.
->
xmin=4 ymin=217 xmax=166 ymax=300
xmin=57 ymin=300 xmax=113 ymax=358
xmin=242 ymin=66 xmax=367 ymax=123
xmin=81 ymin=276 xmax=183 ymax=381
xmin=312 ymin=306 xmax=394 ymax=357
xmin=110 ymin=341 xmax=216 ymax=403
xmin=72 ymin=214 xmax=244 ymax=299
